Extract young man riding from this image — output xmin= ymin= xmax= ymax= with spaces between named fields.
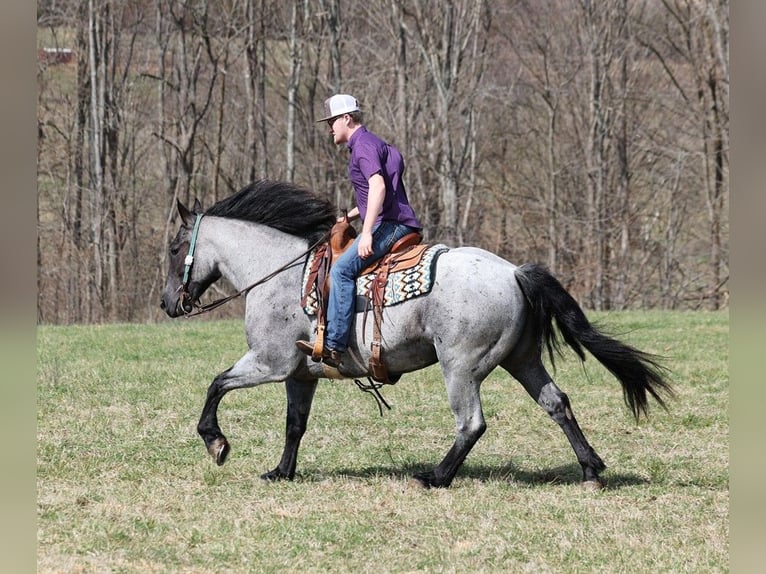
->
xmin=296 ymin=94 xmax=422 ymax=368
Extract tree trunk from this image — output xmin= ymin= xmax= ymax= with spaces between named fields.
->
xmin=245 ymin=0 xmax=268 ymax=181
xmin=88 ymin=0 xmax=105 ymax=320
xmin=286 ymin=0 xmax=304 ymax=182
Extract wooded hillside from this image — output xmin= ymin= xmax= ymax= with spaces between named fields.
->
xmin=36 ymin=0 xmax=729 ymax=323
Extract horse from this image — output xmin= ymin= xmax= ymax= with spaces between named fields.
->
xmin=160 ymin=180 xmax=673 ymax=489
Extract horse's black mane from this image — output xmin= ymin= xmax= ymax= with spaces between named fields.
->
xmin=205 ymin=180 xmax=336 ymax=244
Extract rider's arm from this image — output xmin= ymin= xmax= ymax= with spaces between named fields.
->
xmin=343 ymin=206 xmax=360 ymax=222
xmin=358 ymin=174 xmax=386 ymax=258
xmin=362 ymin=174 xmax=385 ymax=234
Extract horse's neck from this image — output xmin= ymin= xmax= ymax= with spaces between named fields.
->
xmin=203 ymin=218 xmax=307 ymax=290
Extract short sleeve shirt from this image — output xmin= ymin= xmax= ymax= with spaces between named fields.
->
xmin=347 ymin=127 xmax=422 ymax=230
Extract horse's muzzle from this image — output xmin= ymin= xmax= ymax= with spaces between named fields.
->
xmin=159 ymin=293 xmax=189 ymax=317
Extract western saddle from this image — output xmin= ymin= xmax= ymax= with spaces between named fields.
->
xmin=300 ymin=216 xmax=429 ymax=383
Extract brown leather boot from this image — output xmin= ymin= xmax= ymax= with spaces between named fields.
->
xmin=295 ymin=340 xmax=343 ymax=368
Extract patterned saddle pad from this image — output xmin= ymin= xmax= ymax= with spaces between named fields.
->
xmin=301 ymin=244 xmax=449 ymax=316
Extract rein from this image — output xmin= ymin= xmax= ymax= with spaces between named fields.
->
xmin=180 ymin=214 xmax=329 ymax=318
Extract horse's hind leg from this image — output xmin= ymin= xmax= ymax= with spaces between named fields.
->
xmin=505 ymin=360 xmax=606 ymax=488
xmin=261 ymin=378 xmax=318 ymax=482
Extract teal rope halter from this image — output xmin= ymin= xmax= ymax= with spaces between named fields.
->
xmin=182 ymin=213 xmax=203 ymax=287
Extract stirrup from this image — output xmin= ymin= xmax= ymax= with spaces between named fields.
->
xmin=295 ymin=340 xmax=342 ymax=368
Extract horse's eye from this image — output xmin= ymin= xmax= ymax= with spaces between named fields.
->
xmin=170 ymin=246 xmax=180 ymax=256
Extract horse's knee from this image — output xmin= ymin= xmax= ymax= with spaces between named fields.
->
xmin=538 ymin=383 xmax=572 ymax=422
xmin=208 ymin=370 xmax=231 ymax=394
xmin=457 ymin=418 xmax=487 ymax=441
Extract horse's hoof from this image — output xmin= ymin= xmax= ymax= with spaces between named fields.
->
xmin=408 ymin=477 xmax=429 ymax=490
xmin=260 ymin=468 xmax=292 ymax=482
xmin=412 ymin=471 xmax=448 ymax=489
xmin=208 ymin=437 xmax=230 ymax=466
xmin=582 ymin=479 xmax=605 ymax=491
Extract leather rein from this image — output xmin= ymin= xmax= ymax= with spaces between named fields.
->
xmin=179 ymin=213 xmax=328 ymax=318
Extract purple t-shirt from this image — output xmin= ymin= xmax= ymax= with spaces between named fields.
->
xmin=346 ymin=126 xmax=422 ymax=230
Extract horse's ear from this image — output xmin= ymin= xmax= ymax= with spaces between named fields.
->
xmin=177 ymin=199 xmax=194 ymax=226
xmin=193 ymin=198 xmax=203 ymax=213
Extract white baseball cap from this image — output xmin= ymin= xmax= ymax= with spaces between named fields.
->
xmin=317 ymin=94 xmax=360 ymax=122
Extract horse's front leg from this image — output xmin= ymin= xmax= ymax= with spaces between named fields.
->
xmin=261 ymin=377 xmax=318 ymax=482
xmin=197 ymin=368 xmax=234 ymax=466
xmin=196 ymin=349 xmax=299 ymax=468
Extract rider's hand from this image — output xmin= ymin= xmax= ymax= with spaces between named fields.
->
xmin=358 ymin=231 xmax=374 ymax=259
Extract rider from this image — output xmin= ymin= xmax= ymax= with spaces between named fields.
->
xmin=296 ymin=94 xmax=422 ymax=368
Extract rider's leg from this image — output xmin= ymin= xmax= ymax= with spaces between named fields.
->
xmin=325 ymin=221 xmax=417 ymax=353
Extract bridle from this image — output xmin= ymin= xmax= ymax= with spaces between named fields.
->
xmin=179 ymin=213 xmax=204 ymax=307
xmin=178 ymin=214 xmax=328 ymax=318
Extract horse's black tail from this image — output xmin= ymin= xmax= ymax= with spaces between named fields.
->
xmin=514 ymin=263 xmax=674 ymax=420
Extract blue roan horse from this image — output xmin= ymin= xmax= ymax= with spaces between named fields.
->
xmin=160 ymin=180 xmax=672 ymax=489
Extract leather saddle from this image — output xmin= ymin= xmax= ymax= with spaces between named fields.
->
xmin=300 ymin=216 xmax=428 ymax=383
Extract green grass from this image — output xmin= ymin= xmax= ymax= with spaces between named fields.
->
xmin=37 ymin=311 xmax=728 ymax=573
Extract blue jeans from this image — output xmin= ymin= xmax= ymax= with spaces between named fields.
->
xmin=325 ymin=221 xmax=418 ymax=352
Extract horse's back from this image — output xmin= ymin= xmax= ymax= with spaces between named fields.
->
xmin=351 ymin=245 xmax=530 ymax=375
xmin=416 ymin=246 xmax=528 ymax=348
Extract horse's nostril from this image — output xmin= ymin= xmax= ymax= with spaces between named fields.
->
xmin=160 ymin=298 xmax=166 ymax=310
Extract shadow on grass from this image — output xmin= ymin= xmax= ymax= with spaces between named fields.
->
xmin=296 ymin=461 xmax=648 ymax=489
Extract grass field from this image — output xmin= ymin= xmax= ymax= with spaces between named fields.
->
xmin=37 ymin=311 xmax=728 ymax=573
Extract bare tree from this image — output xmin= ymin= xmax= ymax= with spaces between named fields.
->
xmin=243 ymin=0 xmax=269 ymax=181
xmin=153 ymin=0 xmax=220 ymax=208
xmin=314 ymin=0 xmax=345 ymax=207
xmin=399 ymin=0 xmax=491 ymax=244
xmin=639 ymin=0 xmax=729 ymax=308
xmin=577 ymin=0 xmax=634 ymax=310
xmin=286 ymin=0 xmax=310 ymax=182
xmin=501 ymin=0 xmax=580 ymax=272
